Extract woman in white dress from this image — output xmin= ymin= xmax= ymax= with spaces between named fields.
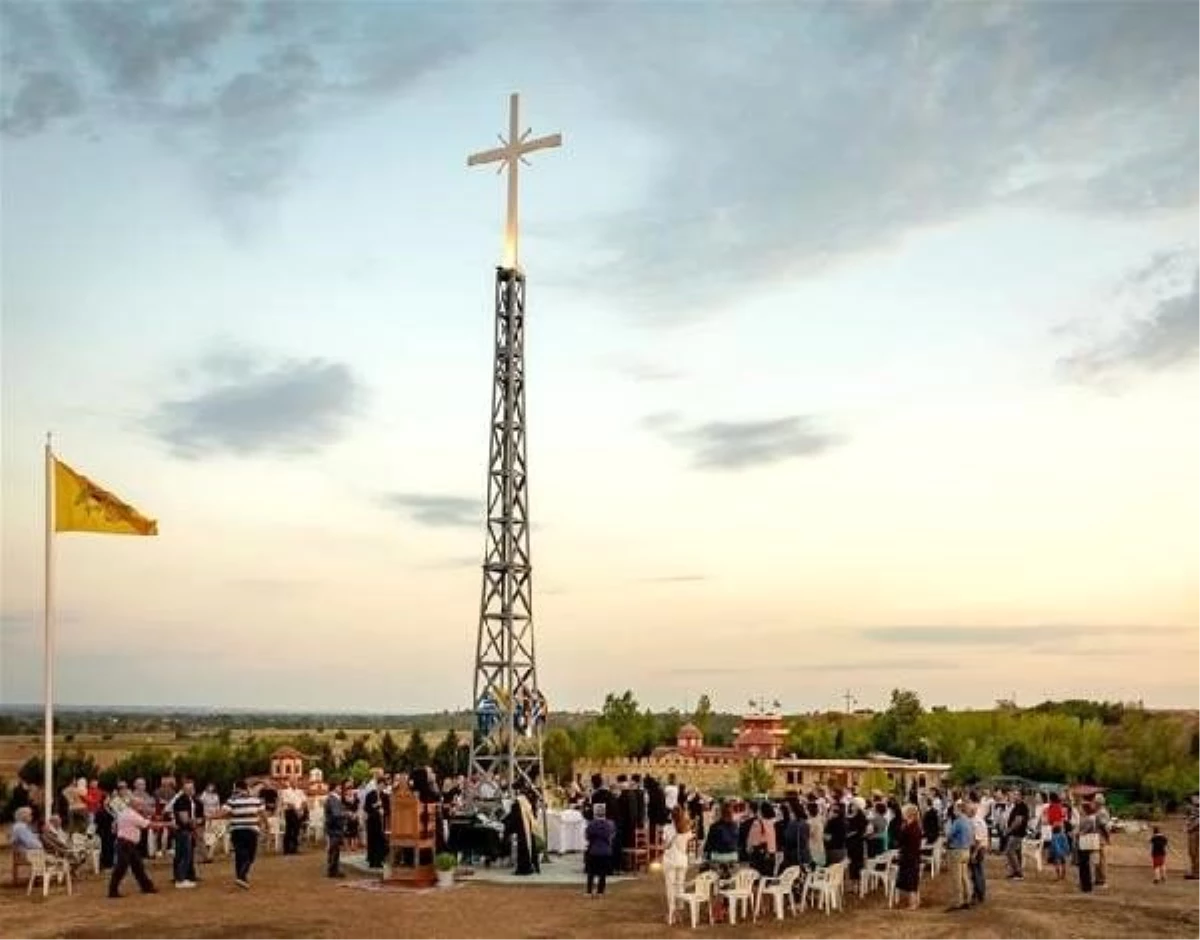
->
xmin=663 ymin=805 xmax=694 ymax=924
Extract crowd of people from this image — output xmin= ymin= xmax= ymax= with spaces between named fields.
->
xmin=563 ymin=772 xmax=1200 ymax=914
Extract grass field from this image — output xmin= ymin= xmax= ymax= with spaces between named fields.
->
xmin=0 ymin=728 xmax=457 ymax=782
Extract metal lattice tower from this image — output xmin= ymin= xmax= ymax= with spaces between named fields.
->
xmin=466 ymin=94 xmax=561 ymax=798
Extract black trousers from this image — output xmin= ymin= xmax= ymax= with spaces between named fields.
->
xmin=327 ymin=834 xmax=343 ymax=876
xmin=585 ymin=853 xmax=609 ymax=894
xmin=109 ymin=839 xmax=155 ymax=896
xmin=231 ymin=828 xmax=258 ymax=882
xmin=1078 ymin=849 xmax=1094 ymax=892
xmin=366 ymin=817 xmax=387 ymax=868
xmin=284 ymin=809 xmax=301 ymax=854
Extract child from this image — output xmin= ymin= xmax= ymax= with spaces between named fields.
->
xmin=1049 ymin=825 xmax=1070 ymax=881
xmin=1150 ymin=827 xmax=1168 ymax=883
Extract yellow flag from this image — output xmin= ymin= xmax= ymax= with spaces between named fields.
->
xmin=53 ymin=458 xmax=158 ymax=536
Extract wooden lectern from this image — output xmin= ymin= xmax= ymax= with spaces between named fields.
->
xmin=386 ymin=780 xmax=439 ymax=887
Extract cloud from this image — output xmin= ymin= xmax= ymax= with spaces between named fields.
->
xmin=664 ymin=659 xmax=955 ymax=678
xmin=552 ymin=2 xmax=1198 ymax=317
xmin=0 ymin=1 xmax=482 ymax=228
xmin=147 ymin=346 xmax=362 ymax=459
xmin=644 ymin=413 xmax=842 ymax=470
xmin=418 ymin=555 xmax=479 ymax=570
xmin=858 ymin=624 xmax=1193 ymax=651
xmin=1060 ymin=254 xmax=1199 ymax=385
xmin=382 ymin=494 xmax=481 ymax=529
xmin=613 ymin=359 xmax=682 ymax=383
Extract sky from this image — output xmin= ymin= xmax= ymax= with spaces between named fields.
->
xmin=1 ymin=0 xmax=1197 ymax=715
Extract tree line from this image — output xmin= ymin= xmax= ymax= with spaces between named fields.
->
xmin=1 ymin=728 xmax=471 ymax=822
xmin=540 ymin=690 xmax=1198 ymax=807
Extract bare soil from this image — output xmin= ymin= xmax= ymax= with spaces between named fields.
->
xmin=2 ymin=825 xmax=1196 ymax=939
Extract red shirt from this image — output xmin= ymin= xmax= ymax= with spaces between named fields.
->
xmin=1046 ymin=803 xmax=1066 ymax=827
xmin=85 ymin=785 xmax=103 ymax=814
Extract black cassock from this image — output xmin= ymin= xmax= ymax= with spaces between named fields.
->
xmin=364 ymin=788 xmax=388 ymax=868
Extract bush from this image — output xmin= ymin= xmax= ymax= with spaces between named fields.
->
xmin=435 ymin=852 xmax=457 ymax=872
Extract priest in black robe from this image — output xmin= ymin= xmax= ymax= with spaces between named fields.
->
xmin=364 ymin=771 xmax=388 ymax=868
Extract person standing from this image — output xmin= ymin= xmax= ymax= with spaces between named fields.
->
xmin=662 ymin=806 xmax=692 ymax=921
xmin=363 ymin=769 xmax=387 ymax=868
xmin=969 ymin=801 xmax=989 ymax=905
xmin=1093 ymin=794 xmax=1111 ymax=888
xmin=108 ymin=801 xmax=158 ymax=898
xmin=1150 ymin=826 xmax=1169 ymax=883
xmin=584 ymin=802 xmax=616 ymax=898
xmin=224 ymin=780 xmax=266 ymax=889
xmin=281 ymin=781 xmax=305 ymax=856
xmin=944 ymin=803 xmax=974 ymax=912
xmin=1186 ymin=793 xmax=1199 ymax=880
xmin=171 ymin=779 xmax=199 ymax=889
xmin=1075 ymin=803 xmax=1100 ymax=893
xmin=324 ymin=781 xmax=349 ymax=878
xmin=1004 ymin=791 xmax=1030 ymax=880
xmin=895 ymin=804 xmax=924 ymax=911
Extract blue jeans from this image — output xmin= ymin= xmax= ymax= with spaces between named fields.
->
xmin=173 ymin=830 xmax=195 ymax=883
xmin=969 ymin=851 xmax=986 ymax=903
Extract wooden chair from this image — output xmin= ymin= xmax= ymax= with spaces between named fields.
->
xmin=622 ymin=827 xmax=649 ymax=873
xmin=648 ymin=826 xmax=665 ymax=864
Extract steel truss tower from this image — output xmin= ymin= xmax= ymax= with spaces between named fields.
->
xmin=466 ymin=93 xmax=559 ymax=803
xmin=470 ymin=266 xmax=543 ymax=797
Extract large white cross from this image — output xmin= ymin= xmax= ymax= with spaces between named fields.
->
xmin=468 ymin=93 xmax=562 ymax=271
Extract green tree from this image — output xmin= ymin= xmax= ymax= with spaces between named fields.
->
xmin=871 ymin=689 xmax=925 ymax=757
xmin=583 ymin=725 xmax=623 ymax=761
xmin=402 ymin=729 xmax=431 ymax=770
xmin=378 ymin=732 xmax=401 ymax=773
xmin=692 ymin=694 xmax=714 ymax=738
xmin=343 ymin=735 xmax=371 ymax=768
xmin=597 ymin=690 xmax=656 ymax=756
xmin=542 ymin=728 xmax=576 ymax=784
xmin=738 ymin=758 xmax=774 ymax=796
xmin=431 ymin=730 xmax=465 ymax=781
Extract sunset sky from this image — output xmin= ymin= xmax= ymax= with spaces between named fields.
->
xmin=1 ymin=1 xmax=1197 ymax=713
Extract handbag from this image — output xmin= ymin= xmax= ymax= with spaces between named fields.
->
xmin=1078 ymin=832 xmax=1101 ymax=852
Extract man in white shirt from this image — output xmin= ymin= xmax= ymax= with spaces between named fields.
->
xmin=281 ymin=784 xmax=306 ymax=855
xmin=663 ymin=774 xmax=679 ymax=813
xmin=969 ymin=802 xmax=989 ymax=905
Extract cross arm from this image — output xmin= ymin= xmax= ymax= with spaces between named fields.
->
xmin=520 ymin=133 xmax=562 ymax=157
xmin=468 ymin=145 xmax=509 ymax=168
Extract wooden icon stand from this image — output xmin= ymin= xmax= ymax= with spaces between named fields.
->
xmin=385 ymin=781 xmax=439 ymax=888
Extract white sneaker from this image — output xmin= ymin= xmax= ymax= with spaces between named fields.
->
xmin=175 ymin=881 xmax=196 ymax=889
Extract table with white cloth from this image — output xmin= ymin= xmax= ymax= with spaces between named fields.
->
xmin=546 ymin=808 xmax=586 ymax=854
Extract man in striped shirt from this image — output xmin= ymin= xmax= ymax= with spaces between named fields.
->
xmin=224 ymin=780 xmax=267 ymax=889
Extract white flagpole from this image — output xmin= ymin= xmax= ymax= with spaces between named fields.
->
xmin=43 ymin=432 xmax=54 ymax=896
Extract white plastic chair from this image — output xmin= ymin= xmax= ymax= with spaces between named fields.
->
xmin=1022 ymin=835 xmax=1044 ymax=873
xmin=860 ymin=850 xmax=897 ymax=902
xmin=755 ymin=865 xmax=802 ymax=920
xmin=921 ymin=839 xmax=943 ymax=879
xmin=717 ymin=867 xmax=759 ymax=925
xmin=25 ymin=849 xmax=72 ymax=896
xmin=265 ymin=816 xmax=283 ymax=852
xmin=675 ymin=870 xmax=717 ymax=928
xmin=69 ymin=833 xmax=100 ymax=874
xmin=800 ymin=861 xmax=845 ymax=914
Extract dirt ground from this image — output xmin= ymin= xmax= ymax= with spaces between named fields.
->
xmin=3 ymin=825 xmax=1197 ymax=939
